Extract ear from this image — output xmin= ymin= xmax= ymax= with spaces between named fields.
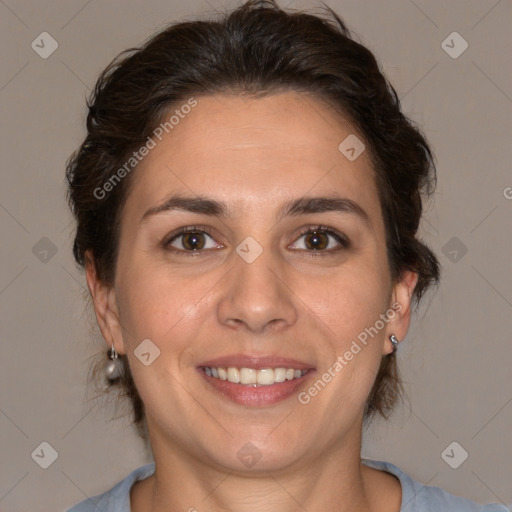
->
xmin=84 ymin=249 xmax=126 ymax=355
xmin=382 ymin=270 xmax=419 ymax=355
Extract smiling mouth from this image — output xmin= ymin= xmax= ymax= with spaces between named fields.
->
xmin=200 ymin=366 xmax=309 ymax=386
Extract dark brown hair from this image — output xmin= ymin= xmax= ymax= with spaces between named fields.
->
xmin=66 ymin=0 xmax=440 ymax=441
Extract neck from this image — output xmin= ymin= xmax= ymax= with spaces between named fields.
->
xmin=132 ymin=420 xmax=385 ymax=512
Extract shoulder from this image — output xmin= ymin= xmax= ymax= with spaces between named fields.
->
xmin=362 ymin=458 xmax=510 ymax=512
xmin=65 ymin=462 xmax=156 ymax=512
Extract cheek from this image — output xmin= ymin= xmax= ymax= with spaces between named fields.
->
xmin=295 ymin=261 xmax=390 ymax=406
xmin=299 ymin=257 xmax=391 ymax=343
xmin=115 ymin=264 xmax=217 ymax=348
xmin=114 ymin=268 xmax=214 ymax=415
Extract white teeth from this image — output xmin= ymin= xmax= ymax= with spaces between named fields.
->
xmin=204 ymin=366 xmax=307 ymax=386
xmin=227 ymin=367 xmax=240 ymax=383
xmin=257 ymin=368 xmax=275 ymax=385
xmin=274 ymin=368 xmax=287 ymax=383
xmin=240 ymin=368 xmax=257 ymax=385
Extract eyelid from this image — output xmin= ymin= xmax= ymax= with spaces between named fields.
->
xmin=163 ymin=225 xmax=223 ymax=254
xmin=289 ymin=225 xmax=350 ymax=253
xmin=162 ymin=224 xmax=350 ymax=255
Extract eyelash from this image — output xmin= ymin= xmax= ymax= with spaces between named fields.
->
xmin=294 ymin=225 xmax=350 ymax=257
xmin=162 ymin=224 xmax=350 ymax=257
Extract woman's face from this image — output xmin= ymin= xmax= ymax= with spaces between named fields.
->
xmin=89 ymin=91 xmax=416 ymax=472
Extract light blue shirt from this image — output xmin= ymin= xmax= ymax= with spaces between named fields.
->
xmin=66 ymin=458 xmax=510 ymax=511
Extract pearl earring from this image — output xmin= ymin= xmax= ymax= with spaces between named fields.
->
xmin=105 ymin=343 xmax=123 ymax=381
xmin=390 ymin=334 xmax=399 ymax=354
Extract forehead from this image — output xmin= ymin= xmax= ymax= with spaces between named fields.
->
xmin=123 ymin=91 xmax=382 ymax=227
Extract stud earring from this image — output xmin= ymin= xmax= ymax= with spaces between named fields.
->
xmin=105 ymin=343 xmax=123 ymax=381
xmin=390 ymin=334 xmax=399 ymax=354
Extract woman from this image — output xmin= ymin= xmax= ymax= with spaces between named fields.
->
xmin=64 ymin=0 xmax=508 ymax=510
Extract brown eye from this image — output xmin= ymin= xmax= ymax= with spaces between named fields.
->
xmin=165 ymin=228 xmax=221 ymax=253
xmin=290 ymin=226 xmax=349 ymax=254
xmin=304 ymin=231 xmax=329 ymax=250
xmin=181 ymin=232 xmax=206 ymax=250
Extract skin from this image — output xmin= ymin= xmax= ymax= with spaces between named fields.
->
xmin=86 ymin=91 xmax=418 ymax=512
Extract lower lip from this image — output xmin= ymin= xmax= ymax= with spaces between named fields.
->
xmin=198 ymin=368 xmax=315 ymax=406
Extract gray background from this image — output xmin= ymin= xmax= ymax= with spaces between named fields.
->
xmin=0 ymin=0 xmax=511 ymax=510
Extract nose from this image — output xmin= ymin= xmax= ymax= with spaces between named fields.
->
xmin=217 ymin=244 xmax=298 ymax=334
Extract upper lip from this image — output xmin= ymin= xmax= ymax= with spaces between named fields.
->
xmin=198 ymin=354 xmax=315 ymax=371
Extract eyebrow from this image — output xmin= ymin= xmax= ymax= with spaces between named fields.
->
xmin=140 ymin=193 xmax=371 ymax=228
